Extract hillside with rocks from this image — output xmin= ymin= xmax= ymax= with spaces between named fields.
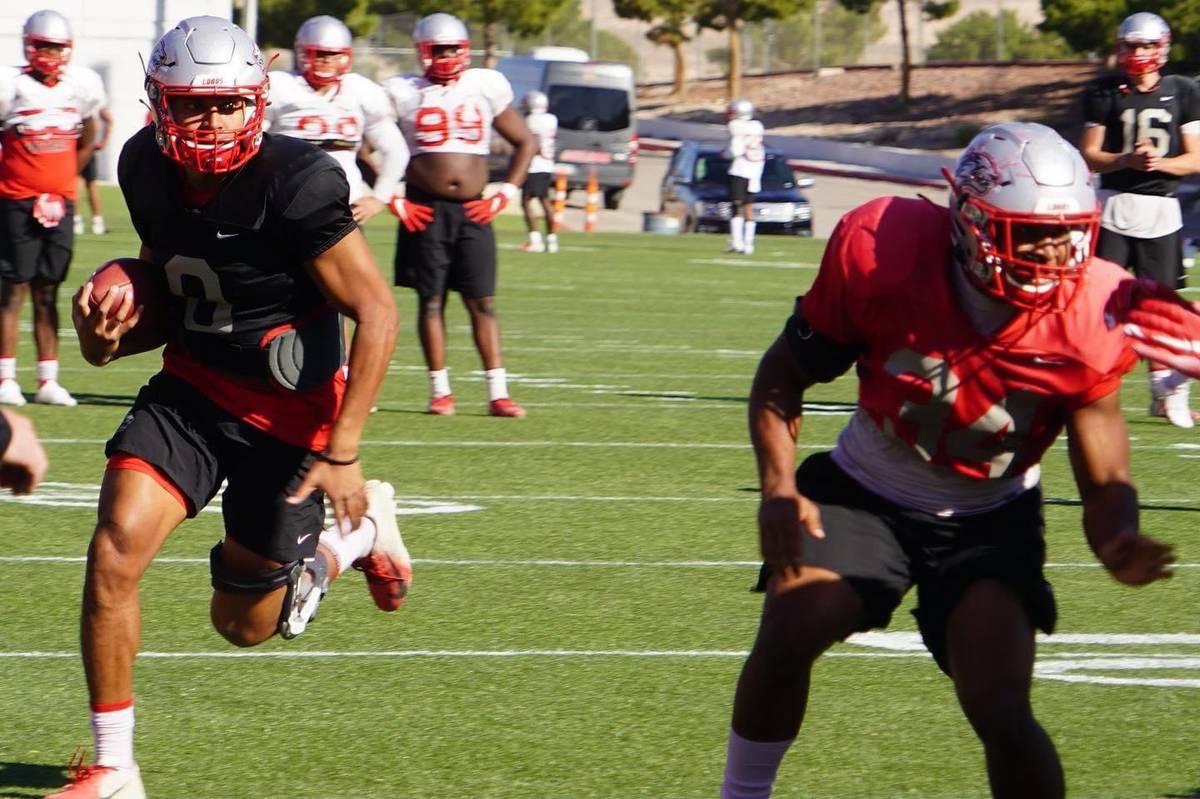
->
xmin=638 ymin=63 xmax=1106 ymax=151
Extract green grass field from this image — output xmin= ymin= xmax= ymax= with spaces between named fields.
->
xmin=1 ymin=186 xmax=1197 ymax=798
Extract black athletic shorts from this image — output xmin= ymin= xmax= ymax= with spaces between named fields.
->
xmin=755 ymin=452 xmax=1057 ymax=674
xmin=393 ymin=188 xmax=497 ymax=299
xmin=106 ymin=371 xmax=326 ymax=565
xmin=1098 ymin=227 xmax=1185 ymax=289
xmin=729 ymin=175 xmax=754 ymax=204
xmin=523 ymin=172 xmax=552 ymax=200
xmin=0 ymin=196 xmax=75 ymax=283
xmin=81 ymin=155 xmax=97 ymax=183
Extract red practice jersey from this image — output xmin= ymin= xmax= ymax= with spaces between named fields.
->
xmin=801 ymin=196 xmax=1137 ymax=481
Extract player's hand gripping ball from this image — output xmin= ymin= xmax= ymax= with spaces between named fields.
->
xmin=86 ymin=257 xmax=170 ymax=356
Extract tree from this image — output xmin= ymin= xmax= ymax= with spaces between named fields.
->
xmin=695 ymin=0 xmax=807 ymax=100
xmin=254 ymin=0 xmax=379 ymax=50
xmin=370 ymin=0 xmax=572 ymax=66
xmin=836 ymin=0 xmax=957 ymax=104
xmin=612 ymin=0 xmax=700 ymax=95
xmin=715 ymin=4 xmax=886 ymax=71
xmin=928 ymin=9 xmax=1079 ymax=61
xmin=510 ymin=0 xmax=639 ymax=65
xmin=1039 ymin=0 xmax=1200 ymax=68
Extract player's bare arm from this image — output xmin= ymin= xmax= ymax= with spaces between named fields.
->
xmin=77 ymin=115 xmax=96 ymax=173
xmin=1150 ymin=131 xmax=1200 ymax=176
xmin=1066 ymin=389 xmax=1175 ymax=585
xmin=290 ymin=228 xmax=399 ymax=527
xmin=748 ymin=334 xmax=826 ymax=584
xmin=1080 ymin=124 xmax=1145 ymax=173
xmin=0 ymin=408 xmax=47 ymax=494
xmin=493 ymin=107 xmax=535 ymax=187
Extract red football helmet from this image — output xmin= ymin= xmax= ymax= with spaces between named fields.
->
xmin=144 ymin=17 xmax=269 ymax=174
xmin=295 ymin=15 xmax=353 ymax=88
xmin=947 ymin=123 xmax=1100 ymax=312
xmin=23 ymin=10 xmax=73 ymax=85
xmin=1116 ymin=12 xmax=1171 ymax=77
xmin=414 ymin=13 xmax=471 ymax=84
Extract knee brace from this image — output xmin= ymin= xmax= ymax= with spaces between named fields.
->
xmin=209 ymin=542 xmax=324 ymax=640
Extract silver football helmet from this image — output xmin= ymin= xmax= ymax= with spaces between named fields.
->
xmin=295 ymin=15 xmax=353 ymax=87
xmin=1117 ymin=12 xmax=1170 ymax=76
xmin=947 ymin=122 xmax=1099 ymax=311
xmin=522 ymin=90 xmax=549 ymax=114
xmin=24 ymin=10 xmax=73 ymax=83
xmin=414 ymin=13 xmax=471 ymax=83
xmin=727 ymin=98 xmax=753 ymax=121
xmin=145 ymin=16 xmax=269 ymax=174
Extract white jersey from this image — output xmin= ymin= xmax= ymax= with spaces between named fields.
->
xmin=0 ymin=63 xmax=106 ymax=200
xmin=526 ymin=111 xmax=557 ymax=174
xmin=265 ymin=71 xmax=408 ymax=202
xmin=727 ymin=118 xmax=765 ymax=190
xmin=383 ymin=68 xmax=513 ymax=158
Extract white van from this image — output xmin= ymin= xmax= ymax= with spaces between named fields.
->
xmin=495 ymin=53 xmax=638 ymax=209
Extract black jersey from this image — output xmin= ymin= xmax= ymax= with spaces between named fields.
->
xmin=1082 ymin=73 xmax=1200 ymax=196
xmin=117 ymin=128 xmax=356 ymax=383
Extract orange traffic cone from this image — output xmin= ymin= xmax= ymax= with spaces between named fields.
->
xmin=552 ymin=171 xmax=568 ymax=232
xmin=584 ymin=167 xmax=599 ymax=234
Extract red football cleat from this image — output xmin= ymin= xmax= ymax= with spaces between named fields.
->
xmin=428 ymin=393 xmax=455 ymax=416
xmin=489 ymin=398 xmax=526 ymax=418
xmin=352 ymin=480 xmax=412 ymax=612
xmin=49 ymin=752 xmax=145 ymax=798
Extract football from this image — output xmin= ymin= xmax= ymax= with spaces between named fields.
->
xmin=86 ymin=257 xmax=171 ymax=356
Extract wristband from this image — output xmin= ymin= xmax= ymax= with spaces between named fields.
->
xmin=313 ymin=450 xmax=359 ymax=466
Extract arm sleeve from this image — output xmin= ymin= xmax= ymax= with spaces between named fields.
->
xmin=359 ymin=78 xmax=409 ymax=199
xmin=0 ymin=411 xmax=11 ymax=458
xmin=481 ymin=70 xmax=515 ymax=116
xmin=728 ymin=123 xmax=745 ymax=159
xmin=798 ymin=213 xmax=864 ymax=343
xmin=278 ymin=162 xmax=358 ymax=261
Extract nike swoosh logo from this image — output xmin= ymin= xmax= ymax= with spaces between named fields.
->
xmin=297 ymin=533 xmax=313 ymax=545
xmin=216 ymin=230 xmax=240 ymax=239
xmin=1160 ymin=96 xmax=1174 ymax=101
xmin=1031 ymin=356 xmax=1069 ymax=365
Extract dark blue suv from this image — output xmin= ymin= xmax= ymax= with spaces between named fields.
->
xmin=659 ymin=141 xmax=813 ymax=236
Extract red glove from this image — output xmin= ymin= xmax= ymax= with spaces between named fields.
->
xmin=387 ymin=196 xmax=435 ymax=233
xmin=32 ymin=193 xmax=66 ymax=228
xmin=464 ymin=183 xmax=520 ymax=225
xmin=1106 ymin=277 xmax=1200 ymax=378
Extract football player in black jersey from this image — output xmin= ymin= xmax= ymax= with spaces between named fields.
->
xmin=1080 ymin=11 xmax=1200 ymax=428
xmin=55 ymin=18 xmax=408 ymax=798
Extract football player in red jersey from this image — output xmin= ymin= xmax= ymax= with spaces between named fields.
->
xmin=383 ymin=13 xmax=536 ymax=418
xmin=54 ymin=18 xmax=409 ymax=798
xmin=1080 ymin=12 xmax=1200 ymax=427
xmin=720 ymin=123 xmax=1176 ymax=799
xmin=0 ymin=10 xmax=105 ymax=408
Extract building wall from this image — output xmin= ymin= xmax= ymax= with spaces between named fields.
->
xmin=2 ymin=0 xmax=234 ymax=181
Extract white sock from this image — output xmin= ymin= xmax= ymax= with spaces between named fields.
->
xmin=720 ymin=729 xmax=794 ymax=799
xmin=317 ymin=515 xmax=377 ymax=575
xmin=37 ymin=358 xmax=58 ymax=385
xmin=730 ymin=217 xmax=745 ymax=249
xmin=546 ymin=233 xmax=558 ymax=245
xmin=91 ymin=702 xmax=136 ymax=768
xmin=485 ymin=367 xmax=510 ymax=401
xmin=429 ymin=368 xmax=451 ymax=399
xmin=1150 ymin=369 xmax=1173 ymax=399
xmin=528 ymin=230 xmax=544 ymax=246
xmin=0 ymin=357 xmax=15 ymax=382
xmin=744 ymin=221 xmax=757 ymax=249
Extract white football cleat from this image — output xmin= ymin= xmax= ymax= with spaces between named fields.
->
xmin=48 ymin=761 xmax=145 ymax=798
xmin=73 ymin=215 xmax=84 ymax=235
xmin=743 ymin=244 xmax=755 ymax=256
xmin=35 ymin=380 xmax=78 ymax=407
xmin=352 ymin=480 xmax=413 ymax=611
xmin=92 ymin=215 xmax=107 ymax=235
xmin=1155 ymin=382 xmax=1196 ymax=429
xmin=0 ymin=379 xmax=26 ymax=407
